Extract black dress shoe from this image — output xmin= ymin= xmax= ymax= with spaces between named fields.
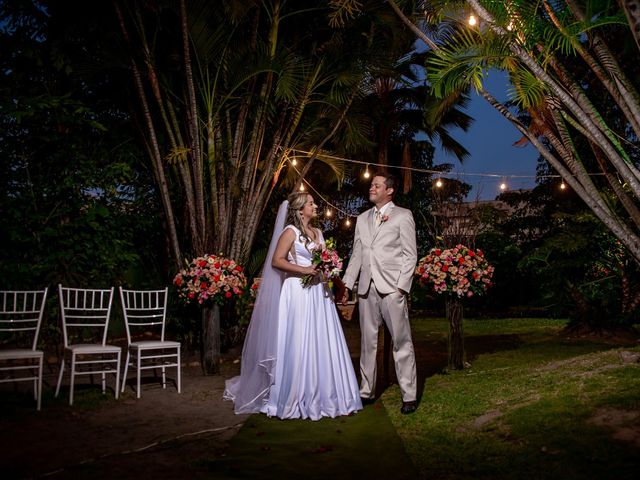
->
xmin=360 ymin=396 xmax=376 ymax=406
xmin=400 ymin=401 xmax=417 ymax=414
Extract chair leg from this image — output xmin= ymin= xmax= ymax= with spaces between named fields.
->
xmin=69 ymin=354 xmax=76 ymax=406
xmin=121 ymin=350 xmax=131 ymax=393
xmin=177 ymin=347 xmax=181 ymax=394
xmin=114 ymin=351 xmax=120 ymax=400
xmin=101 ymin=353 xmax=107 ymax=394
xmin=162 ymin=365 xmax=167 ymax=389
xmin=36 ymin=356 xmax=43 ymax=411
xmin=136 ymin=352 xmax=141 ymax=399
xmin=55 ymin=358 xmax=65 ymax=397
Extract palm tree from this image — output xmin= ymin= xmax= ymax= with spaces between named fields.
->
xmin=116 ymin=0 xmax=427 ymax=372
xmin=371 ymin=0 xmax=640 ymax=264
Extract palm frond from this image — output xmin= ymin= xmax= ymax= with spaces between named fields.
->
xmin=508 ymin=68 xmax=548 ymax=110
xmin=431 ymin=127 xmax=470 ymax=163
xmin=426 ymin=27 xmax=511 ymax=98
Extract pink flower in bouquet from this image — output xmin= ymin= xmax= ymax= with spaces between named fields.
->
xmin=301 ymin=237 xmax=344 ymax=287
xmin=415 ymin=244 xmax=494 ymax=298
xmin=173 ymin=253 xmax=248 ymax=305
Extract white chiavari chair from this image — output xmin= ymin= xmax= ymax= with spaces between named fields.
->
xmin=0 ymin=288 xmax=48 ymax=410
xmin=119 ymin=287 xmax=181 ymax=398
xmin=55 ymin=285 xmax=121 ymax=406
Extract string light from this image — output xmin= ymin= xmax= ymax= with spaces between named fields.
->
xmin=468 ymin=14 xmax=477 ymax=26
xmin=285 ymin=148 xmax=602 ymax=221
xmin=291 ymin=157 xmax=298 ymax=166
xmin=363 ymin=164 xmax=370 ymax=179
xmin=288 ymin=162 xmax=353 ymax=228
xmin=289 ymin=148 xmax=595 ymax=182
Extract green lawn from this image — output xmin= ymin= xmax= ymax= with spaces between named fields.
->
xmin=384 ymin=317 xmax=640 ymax=479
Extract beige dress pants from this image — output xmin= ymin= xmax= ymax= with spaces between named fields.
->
xmin=358 ymin=281 xmax=417 ymax=402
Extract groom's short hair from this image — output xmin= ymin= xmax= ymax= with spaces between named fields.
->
xmin=373 ymin=171 xmax=398 ymax=198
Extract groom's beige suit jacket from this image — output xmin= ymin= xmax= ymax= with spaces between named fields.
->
xmin=343 ymin=203 xmax=417 ymax=295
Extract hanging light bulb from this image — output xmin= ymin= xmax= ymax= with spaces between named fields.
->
xmin=345 ymin=218 xmax=351 ymax=227
xmin=363 ymin=164 xmax=370 ymax=179
xmin=299 ymin=183 xmax=305 ymax=192
xmin=435 ymin=178 xmax=443 ymax=188
xmin=325 ymin=209 xmax=332 ymax=217
xmin=468 ymin=14 xmax=477 ymax=26
xmin=291 ymin=157 xmax=298 ymax=166
xmin=560 ymin=180 xmax=566 ymax=190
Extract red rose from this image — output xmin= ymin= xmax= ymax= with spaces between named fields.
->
xmin=214 ymin=262 xmax=221 ymax=268
xmin=198 ymin=260 xmax=207 ymax=267
xmin=174 ymin=277 xmax=183 ymax=286
xmin=188 ymin=292 xmax=195 ymax=299
xmin=434 ymin=249 xmax=441 ymax=256
xmin=458 ymin=257 xmax=464 ymax=265
xmin=468 ymin=250 xmax=475 ymax=257
xmin=442 ymin=265 xmax=449 ymax=272
xmin=225 ymin=291 xmax=232 ymax=298
xmin=200 ymin=282 xmax=207 ymax=289
xmin=235 ymin=265 xmax=243 ymax=272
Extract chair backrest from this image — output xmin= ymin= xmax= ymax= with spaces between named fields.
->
xmin=119 ymin=287 xmax=168 ymax=344
xmin=0 ymin=289 xmax=48 ymax=350
xmin=58 ymin=285 xmax=114 ymax=347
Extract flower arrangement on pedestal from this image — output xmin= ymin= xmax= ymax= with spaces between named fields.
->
xmin=173 ymin=254 xmax=247 ymax=305
xmin=173 ymin=254 xmax=247 ymax=375
xmin=415 ymin=245 xmax=494 ymax=297
xmin=415 ymin=245 xmax=494 ymax=370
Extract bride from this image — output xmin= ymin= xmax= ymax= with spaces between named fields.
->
xmin=224 ymin=192 xmax=362 ymax=420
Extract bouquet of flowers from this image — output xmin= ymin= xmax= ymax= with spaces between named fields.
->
xmin=415 ymin=245 xmax=494 ymax=298
xmin=301 ymin=237 xmax=344 ymax=288
xmin=173 ymin=254 xmax=247 ymax=305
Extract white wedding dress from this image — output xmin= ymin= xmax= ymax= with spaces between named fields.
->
xmin=261 ymin=225 xmax=362 ymax=420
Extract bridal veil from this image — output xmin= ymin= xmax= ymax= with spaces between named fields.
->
xmin=223 ymin=200 xmax=288 ymax=413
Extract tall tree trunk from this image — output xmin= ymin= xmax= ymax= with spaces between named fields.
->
xmin=180 ymin=0 xmax=206 ymax=254
xmin=114 ymin=1 xmax=182 ymax=267
xmin=621 ymin=0 xmax=640 ymax=50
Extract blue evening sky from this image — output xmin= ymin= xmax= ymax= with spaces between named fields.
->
xmin=434 ymin=70 xmax=540 ymax=200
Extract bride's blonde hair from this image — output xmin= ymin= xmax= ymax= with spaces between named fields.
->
xmin=286 ymin=192 xmax=313 ymax=250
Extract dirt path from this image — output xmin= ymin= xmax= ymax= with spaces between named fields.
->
xmin=1 ymin=316 xmax=448 ymax=479
xmin=1 ymin=359 xmax=247 ymax=479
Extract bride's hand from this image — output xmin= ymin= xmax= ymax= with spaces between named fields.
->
xmin=301 ymin=265 xmax=317 ymax=276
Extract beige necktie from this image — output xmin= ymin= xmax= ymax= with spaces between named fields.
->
xmin=374 ymin=210 xmax=382 ymax=227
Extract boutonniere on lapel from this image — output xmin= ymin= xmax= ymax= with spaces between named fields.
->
xmin=381 ymin=214 xmax=389 ymax=223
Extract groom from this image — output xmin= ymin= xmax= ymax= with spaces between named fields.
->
xmin=341 ymin=172 xmax=418 ymax=414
